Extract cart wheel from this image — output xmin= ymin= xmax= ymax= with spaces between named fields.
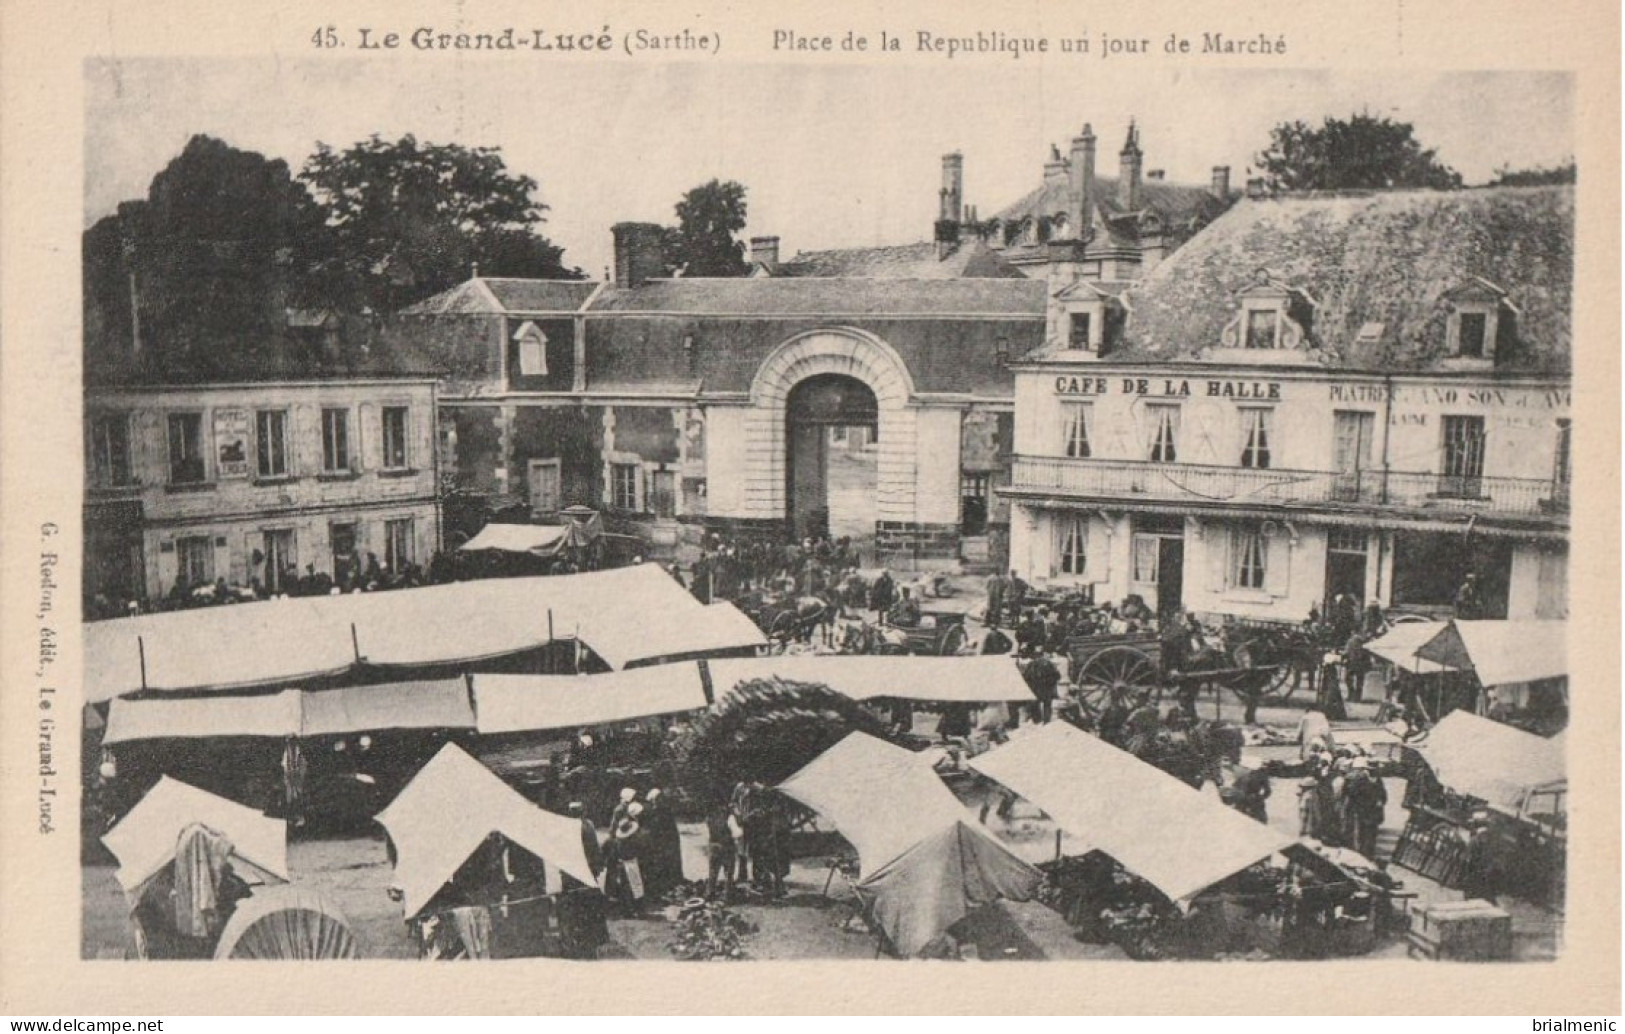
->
xmin=939 ymin=624 xmax=968 ymax=656
xmin=1074 ymin=646 xmax=1161 ymax=717
xmin=769 ymin=611 xmax=798 ymax=641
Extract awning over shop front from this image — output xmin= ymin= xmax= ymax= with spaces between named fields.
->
xmin=1364 ymin=621 xmax=1453 ymax=673
xmin=1415 ymin=619 xmax=1567 ymax=687
xmin=86 ymin=565 xmax=766 ymax=702
xmin=101 ymin=776 xmax=290 ymax=893
xmin=458 ymin=523 xmax=570 ymax=555
xmin=706 ymin=655 xmax=1034 ymax=704
xmin=1411 ymin=710 xmax=1565 ymax=814
xmin=374 ymin=743 xmax=597 ymax=918
xmin=472 ymin=666 xmax=709 ymax=734
xmin=970 ymin=723 xmax=1295 ymax=905
xmin=103 ymin=680 xmax=476 ymax=745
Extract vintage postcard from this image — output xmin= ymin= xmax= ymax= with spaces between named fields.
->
xmin=0 ymin=0 xmax=1617 ymax=1017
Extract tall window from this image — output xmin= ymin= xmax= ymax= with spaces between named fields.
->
xmin=382 ymin=406 xmax=410 ymax=469
xmin=1063 ymin=403 xmax=1093 ymax=459
xmin=1146 ymin=404 xmax=1180 ymax=463
xmin=91 ymin=413 xmax=132 ymax=487
xmin=1132 ymin=535 xmax=1160 ymax=584
xmin=1440 ymin=415 xmax=1486 ymax=498
xmin=960 ymin=473 xmax=991 ymax=536
xmin=384 ymin=518 xmax=414 ymax=570
xmin=1244 ymin=309 xmax=1278 ymax=349
xmin=167 ymin=412 xmax=206 ymax=484
xmin=330 ymin=522 xmax=357 ymax=581
xmin=322 ymin=408 xmax=351 ymax=473
xmin=1239 ymin=408 xmax=1273 ymax=469
xmin=1068 ymin=312 xmax=1093 ymax=350
xmin=256 ymin=410 xmax=288 ymax=478
xmin=1457 ymin=312 xmax=1488 ymax=358
xmin=1055 ymin=516 xmax=1087 ymax=577
xmin=262 ymin=530 xmax=294 ymax=593
xmin=175 ymin=535 xmax=214 ymax=587
xmin=648 ymin=470 xmax=677 ymax=518
xmin=611 ymin=463 xmax=641 ymax=511
xmin=1231 ymin=528 xmax=1267 ymax=589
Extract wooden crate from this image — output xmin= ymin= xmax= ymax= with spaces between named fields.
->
xmin=1407 ymin=900 xmax=1513 ymax=961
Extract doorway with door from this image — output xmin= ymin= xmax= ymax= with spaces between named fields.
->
xmin=1323 ymin=526 xmax=1369 ymax=614
xmin=1131 ymin=515 xmax=1185 ymax=624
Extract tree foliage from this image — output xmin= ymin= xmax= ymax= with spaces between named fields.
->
xmin=1487 ymin=161 xmax=1576 ymax=187
xmin=672 ymin=678 xmax=898 ymax=808
xmin=301 ymin=134 xmax=581 ymax=313
xmin=1256 ymin=114 xmax=1462 ymax=192
xmin=664 ymin=179 xmax=749 ymax=277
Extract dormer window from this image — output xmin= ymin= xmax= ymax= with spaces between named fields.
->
xmin=1214 ymin=271 xmax=1315 ymax=364
xmin=1441 ymin=278 xmax=1513 ymax=365
xmin=1457 ymin=313 xmax=1487 ymax=358
xmin=514 ymin=321 xmax=548 ymax=376
xmin=1244 ymin=309 xmax=1279 ymax=350
xmin=1068 ymin=311 xmax=1093 ymax=350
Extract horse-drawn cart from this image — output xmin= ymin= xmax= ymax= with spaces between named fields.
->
xmin=842 ymin=610 xmax=970 ymax=656
xmin=1066 ymin=622 xmax=1298 ymax=724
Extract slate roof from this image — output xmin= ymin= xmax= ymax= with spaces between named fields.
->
xmin=399 ymin=276 xmax=599 ymax=315
xmin=773 ymin=241 xmax=1027 ymax=279
xmin=585 ymin=277 xmax=1046 ymax=316
xmin=992 ymin=174 xmax=1230 ymax=252
xmin=1117 ymin=186 xmax=1574 ymax=373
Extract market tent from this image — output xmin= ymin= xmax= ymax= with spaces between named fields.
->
xmin=707 ymin=655 xmax=1034 ymax=704
xmin=86 ymin=566 xmax=765 ymax=703
xmin=374 ymin=743 xmax=596 ymax=917
xmin=472 ymin=665 xmax=709 ymax=734
xmin=212 ymin=885 xmax=360 ymax=960
xmin=103 ymin=680 xmax=475 ymax=744
xmin=1364 ymin=621 xmax=1453 ymax=673
xmin=970 ymin=723 xmax=1294 ymax=905
xmin=1416 ymin=620 xmax=1567 ymax=687
xmin=1412 ymin=710 xmax=1565 ymax=813
xmin=101 ymin=776 xmax=290 ymax=893
xmin=778 ymin=732 xmax=1039 ymax=955
xmin=459 ymin=523 xmax=569 ymax=555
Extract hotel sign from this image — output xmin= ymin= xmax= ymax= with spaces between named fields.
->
xmin=1054 ymin=375 xmax=1282 ymax=400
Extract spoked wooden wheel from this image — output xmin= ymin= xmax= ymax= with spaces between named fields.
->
xmin=939 ymin=624 xmax=968 ymax=655
xmin=769 ymin=611 xmax=799 ymax=642
xmin=1074 ymin=646 xmax=1161 ymax=717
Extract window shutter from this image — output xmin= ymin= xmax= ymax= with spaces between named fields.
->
xmin=1265 ymin=532 xmax=1292 ymax=597
xmin=1207 ymin=527 xmax=1230 ymax=592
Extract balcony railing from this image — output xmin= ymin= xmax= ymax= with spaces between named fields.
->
xmin=1009 ymin=455 xmax=1568 ymax=521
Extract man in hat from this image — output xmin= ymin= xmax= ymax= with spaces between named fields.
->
xmin=704 ymin=803 xmax=737 ymax=901
xmin=1341 ymin=758 xmax=1387 ymax=860
xmin=984 ymin=571 xmax=1006 ymax=630
xmin=1459 ymin=813 xmax=1499 ymax=903
xmin=641 ymin=788 xmax=684 ymax=898
xmin=1021 ymin=652 xmax=1061 ymax=725
xmin=1453 ymin=573 xmax=1484 ymax=621
xmin=1297 ymin=775 xmax=1326 ymax=840
xmin=868 ymin=569 xmax=897 ymax=623
xmin=610 ymin=787 xmax=637 ymax=830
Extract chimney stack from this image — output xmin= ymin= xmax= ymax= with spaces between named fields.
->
xmin=939 ymin=152 xmax=964 ymax=224
xmin=1211 ymin=165 xmax=1231 ymax=199
xmin=749 ymin=235 xmax=780 ymax=267
xmin=1067 ymin=123 xmax=1096 ymax=242
xmin=1043 ymin=144 xmax=1069 ymax=185
xmin=1119 ymin=121 xmax=1143 ymax=211
xmin=611 ymin=222 xmax=668 ymax=286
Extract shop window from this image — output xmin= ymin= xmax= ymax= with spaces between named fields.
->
xmin=611 ymin=462 xmax=641 ymax=511
xmin=1146 ymin=404 xmax=1180 ymax=463
xmin=1063 ymin=403 xmax=1093 ymax=459
xmin=167 ymin=412 xmax=206 ymax=484
xmin=1239 ymin=408 xmax=1273 ymax=469
xmin=384 ymin=518 xmax=414 ymax=570
xmin=382 ymin=406 xmax=410 ymax=469
xmin=1230 ymin=528 xmax=1267 ymax=590
xmin=1054 ymin=516 xmax=1088 ymax=577
xmin=256 ymin=410 xmax=288 ymax=478
xmin=322 ymin=409 xmax=351 ymax=473
xmin=91 ymin=413 xmax=133 ymax=487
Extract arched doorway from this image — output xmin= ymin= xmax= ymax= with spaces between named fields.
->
xmin=786 ymin=374 xmax=879 ymax=542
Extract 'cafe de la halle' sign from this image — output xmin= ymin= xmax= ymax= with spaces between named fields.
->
xmin=1054 ymin=375 xmax=1282 ymax=400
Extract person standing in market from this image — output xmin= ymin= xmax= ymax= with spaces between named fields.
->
xmin=984 ymin=571 xmax=1006 ymax=629
xmin=1021 ymin=652 xmax=1061 ymax=724
xmin=1343 ymin=630 xmax=1373 ymax=704
xmin=1296 ymin=776 xmax=1326 ymax=840
xmin=1453 ymin=573 xmax=1484 ymax=620
xmin=704 ymin=803 xmax=737 ymax=901
xmin=1005 ymin=570 xmax=1029 ymax=625
xmin=1458 ymin=813 xmax=1499 ymax=903
xmin=868 ymin=569 xmax=896 ymax=624
xmin=565 ymin=801 xmax=603 ymax=890
xmin=1341 ymin=758 xmax=1388 ymax=860
xmin=640 ymin=788 xmax=683 ymax=898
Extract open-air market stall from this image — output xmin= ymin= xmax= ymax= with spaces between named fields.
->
xmin=375 ymin=743 xmax=605 ymax=959
xmin=100 ymin=777 xmax=290 ymax=958
xmin=777 ymin=733 xmax=1041 ymax=956
xmin=1361 ymin=620 xmax=1476 ymax=724
xmin=969 ymin=723 xmax=1399 ymax=958
xmin=705 ymin=655 xmax=1033 ymax=706
xmin=84 ymin=565 xmax=767 ymax=703
xmin=211 ymin=885 xmax=361 ymax=960
xmin=1415 ymin=619 xmax=1568 ymax=733
xmin=1392 ymin=709 xmax=1566 ymax=905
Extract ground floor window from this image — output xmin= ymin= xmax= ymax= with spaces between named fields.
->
xmin=262 ymin=529 xmax=295 ymax=592
xmin=611 ymin=462 xmax=641 ymax=511
xmin=1132 ymin=534 xmax=1160 ymax=584
xmin=1391 ymin=531 xmax=1512 ymax=617
xmin=330 ymin=522 xmax=358 ymax=581
xmin=384 ymin=518 xmax=414 ymax=571
xmin=1054 ymin=516 xmax=1088 ymax=577
xmin=648 ymin=470 xmax=677 ymax=518
xmin=175 ymin=535 xmax=214 ymax=589
xmin=1230 ymin=528 xmax=1267 ymax=589
xmin=960 ymin=473 xmax=990 ymax=536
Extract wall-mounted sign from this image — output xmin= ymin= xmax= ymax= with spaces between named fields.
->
xmin=1055 ymin=375 xmax=1282 ymax=400
xmin=213 ymin=408 xmax=251 ymax=479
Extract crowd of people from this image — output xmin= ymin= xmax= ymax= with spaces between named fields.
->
xmin=1295 ymin=740 xmax=1391 ymax=861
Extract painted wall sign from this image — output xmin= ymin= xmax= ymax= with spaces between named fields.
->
xmin=1055 ymin=375 xmax=1282 ymax=400
xmin=213 ymin=408 xmax=251 ymax=479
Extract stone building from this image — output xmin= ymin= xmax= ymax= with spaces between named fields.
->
xmin=1005 ymin=185 xmax=1573 ymax=623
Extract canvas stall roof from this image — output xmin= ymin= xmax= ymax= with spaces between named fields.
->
xmin=1412 ymin=710 xmax=1565 ymax=813
xmin=706 ymin=655 xmax=1034 ymax=704
xmin=101 ymin=776 xmax=290 ymax=893
xmin=104 ymin=680 xmax=475 ymax=744
xmin=1416 ymin=620 xmax=1567 ymax=687
xmin=970 ymin=723 xmax=1294 ymax=904
xmin=472 ymin=665 xmax=708 ymax=734
xmin=855 ymin=820 xmax=1041 ymax=957
xmin=459 ymin=523 xmax=569 ymax=554
xmin=1364 ymin=621 xmax=1453 ymax=673
xmin=374 ymin=743 xmax=597 ymax=917
xmin=777 ymin=732 xmax=972 ymax=878
xmin=86 ymin=566 xmax=765 ymax=702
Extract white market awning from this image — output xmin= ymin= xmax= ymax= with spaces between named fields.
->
xmin=472 ymin=666 xmax=709 ymax=734
xmin=1364 ymin=621 xmax=1453 ymax=673
xmin=103 ymin=680 xmax=476 ymax=745
xmin=1412 ymin=710 xmax=1565 ymax=813
xmin=706 ymin=655 xmax=1034 ymax=704
xmin=1416 ymin=619 xmax=1568 ymax=687
xmin=459 ymin=523 xmax=569 ymax=555
xmin=101 ymin=776 xmax=290 ymax=893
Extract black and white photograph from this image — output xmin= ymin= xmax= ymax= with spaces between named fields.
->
xmin=70 ymin=55 xmax=1580 ymax=972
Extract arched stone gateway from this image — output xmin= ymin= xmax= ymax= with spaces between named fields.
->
xmin=742 ymin=329 xmax=920 ymax=535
